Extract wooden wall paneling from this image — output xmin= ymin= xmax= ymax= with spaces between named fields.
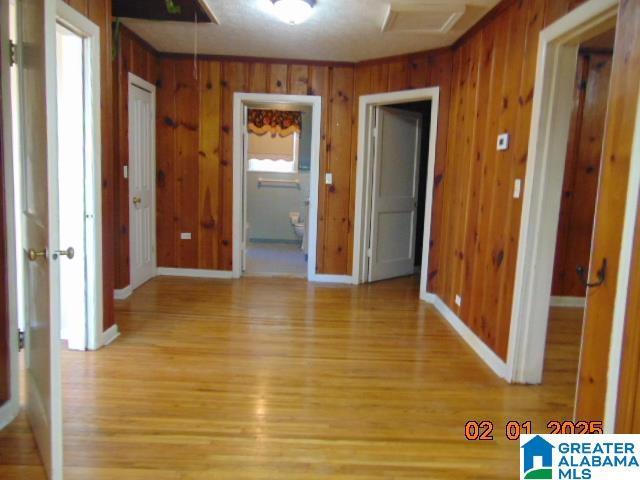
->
xmin=288 ymin=64 xmax=310 ymax=95
xmin=408 ymin=53 xmax=429 ymax=89
xmin=156 ymin=59 xmax=178 ymax=267
xmin=552 ymin=55 xmax=589 ymax=297
xmin=576 ymin=0 xmax=640 ymax=422
xmin=616 ymin=186 xmax=640 ymax=433
xmin=370 ymin=62 xmax=390 ymax=94
xmin=459 ymin=25 xmax=497 ymax=331
xmin=426 ymin=50 xmax=453 ymax=293
xmin=387 ymin=57 xmax=410 ymax=91
xmin=552 ymin=53 xmax=611 ymax=297
xmin=64 ymin=0 xmax=89 ymax=15
xmin=322 ymin=67 xmax=354 ymax=274
xmin=197 ymin=61 xmax=222 ymax=269
xmin=450 ymin=33 xmax=481 ymax=325
xmin=268 ymin=63 xmax=288 ymax=94
xmin=308 ymin=66 xmax=331 ymax=272
xmin=174 ymin=60 xmax=200 ymax=268
xmin=495 ymin=0 xmax=547 ymax=358
xmin=220 ymin=62 xmax=249 ymax=270
xmin=248 ymin=62 xmax=268 ymax=93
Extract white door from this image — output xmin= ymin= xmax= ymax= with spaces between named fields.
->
xmin=128 ymin=80 xmax=155 ymax=289
xmin=19 ymin=0 xmax=63 ymax=477
xmin=368 ymin=107 xmax=422 ymax=282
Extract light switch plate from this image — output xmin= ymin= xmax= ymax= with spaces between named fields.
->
xmin=180 ymin=233 xmax=192 ymax=240
xmin=497 ymin=133 xmax=510 ymax=151
xmin=325 ymin=173 xmax=333 ymax=185
xmin=455 ymin=294 xmax=462 ymax=307
xmin=513 ymin=179 xmax=522 ymax=199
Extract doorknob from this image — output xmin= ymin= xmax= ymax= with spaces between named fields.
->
xmin=27 ymin=248 xmax=48 ymax=262
xmin=576 ymin=258 xmax=607 ymax=288
xmin=53 ymin=247 xmax=75 ymax=260
xmin=132 ymin=196 xmax=142 ymax=205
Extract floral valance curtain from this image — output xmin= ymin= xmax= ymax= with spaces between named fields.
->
xmin=247 ymin=109 xmax=302 ymax=137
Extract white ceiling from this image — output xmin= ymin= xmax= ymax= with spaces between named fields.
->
xmin=121 ymin=0 xmax=501 ymax=62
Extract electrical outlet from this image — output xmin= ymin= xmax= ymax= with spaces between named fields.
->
xmin=455 ymin=294 xmax=462 ymax=307
xmin=514 ymin=179 xmax=522 ymax=199
xmin=497 ymin=133 xmax=510 ymax=151
xmin=325 ymin=172 xmax=333 ymax=185
xmin=180 ymin=233 xmax=192 ymax=240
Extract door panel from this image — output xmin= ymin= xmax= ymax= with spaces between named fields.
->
xmin=19 ymin=0 xmax=62 ymax=477
xmin=0 ymin=57 xmax=8 ymax=408
xmin=129 ymin=83 xmax=154 ymax=289
xmin=368 ymin=107 xmax=422 ymax=282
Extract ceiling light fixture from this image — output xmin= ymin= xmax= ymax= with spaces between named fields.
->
xmin=271 ymin=0 xmax=315 ymax=25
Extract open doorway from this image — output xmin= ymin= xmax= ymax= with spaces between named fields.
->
xmin=544 ymin=29 xmax=614 ymax=409
xmin=353 ymin=88 xmax=440 ymax=290
xmin=54 ymin=6 xmax=103 ymax=351
xmin=243 ymin=105 xmax=311 ymax=278
xmin=232 ymin=93 xmax=322 ymax=281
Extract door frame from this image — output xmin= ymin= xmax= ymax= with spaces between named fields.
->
xmin=127 ymin=72 xmax=157 ymax=289
xmin=56 ymin=0 xmax=103 ymax=351
xmin=352 ymin=87 xmax=440 ymax=291
xmin=507 ymin=0 xmax=626 ymax=390
xmin=232 ymin=93 xmax=322 ymax=280
xmin=0 ymin=0 xmax=19 ymax=429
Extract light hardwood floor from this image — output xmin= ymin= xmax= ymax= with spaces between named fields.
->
xmin=0 ymin=276 xmax=583 ymax=479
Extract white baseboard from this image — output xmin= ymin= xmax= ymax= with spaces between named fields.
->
xmin=156 ymin=267 xmax=234 ymax=279
xmin=550 ymin=296 xmax=586 ymax=308
xmin=113 ymin=285 xmax=133 ymax=300
xmin=421 ymin=291 xmax=509 ymax=381
xmin=0 ymin=397 xmax=19 ymax=431
xmin=102 ymin=324 xmax=120 ymax=346
xmin=308 ymin=274 xmax=355 ymax=284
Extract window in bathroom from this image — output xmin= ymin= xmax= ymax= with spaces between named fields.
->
xmin=247 ymin=131 xmax=300 ymax=173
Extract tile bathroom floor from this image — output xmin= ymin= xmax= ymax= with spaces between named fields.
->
xmin=245 ymin=241 xmax=307 ymax=277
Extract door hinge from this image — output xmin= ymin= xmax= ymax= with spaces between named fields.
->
xmin=18 ymin=329 xmax=25 ymax=351
xmin=9 ymin=39 xmax=17 ymax=67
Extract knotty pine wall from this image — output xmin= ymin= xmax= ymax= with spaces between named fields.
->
xmin=63 ymin=0 xmax=116 ymax=329
xmin=552 ymin=52 xmax=611 ymax=298
xmin=113 ymin=27 xmax=158 ymax=289
xmin=154 ymin=58 xmax=360 ymax=274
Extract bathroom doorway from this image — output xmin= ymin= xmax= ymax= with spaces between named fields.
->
xmin=232 ymin=94 xmax=322 ymax=280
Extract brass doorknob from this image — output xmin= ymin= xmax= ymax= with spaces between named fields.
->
xmin=53 ymin=247 xmax=75 ymax=260
xmin=27 ymin=248 xmax=48 ymax=262
xmin=133 ymin=196 xmax=142 ymax=205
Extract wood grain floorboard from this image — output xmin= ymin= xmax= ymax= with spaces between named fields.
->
xmin=0 ymin=276 xmax=582 ymax=479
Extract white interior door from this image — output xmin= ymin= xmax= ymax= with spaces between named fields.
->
xmin=128 ymin=80 xmax=155 ymax=289
xmin=368 ymin=106 xmax=422 ymax=282
xmin=19 ymin=0 xmax=63 ymax=477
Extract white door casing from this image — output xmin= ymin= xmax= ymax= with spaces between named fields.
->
xmin=368 ymin=106 xmax=422 ymax=282
xmin=19 ymin=0 xmax=63 ymax=477
xmin=128 ymin=74 xmax=156 ymax=290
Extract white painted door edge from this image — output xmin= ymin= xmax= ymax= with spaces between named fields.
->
xmin=232 ymin=93 xmax=322 ymax=282
xmin=507 ymin=0 xmax=620 ymax=385
xmin=352 ymin=87 xmax=440 ymax=294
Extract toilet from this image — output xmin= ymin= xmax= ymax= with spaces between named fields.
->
xmin=289 ymin=212 xmax=305 ymax=242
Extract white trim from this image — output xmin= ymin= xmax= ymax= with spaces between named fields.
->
xmin=549 ymin=296 xmax=586 ymax=308
xmin=507 ymin=0 xmax=619 ymax=385
xmin=308 ymin=274 xmax=355 ymax=284
xmin=56 ymin=0 xmax=104 ymax=352
xmin=233 ymin=93 xmax=322 ymax=281
xmin=352 ymin=87 xmax=440 ymax=290
xmin=113 ymin=286 xmax=133 ymax=300
xmin=603 ymin=87 xmax=640 ymax=433
xmin=127 ymin=72 xmax=157 ymax=290
xmin=157 ymin=267 xmax=234 ymax=279
xmin=420 ymin=290 xmax=509 ymax=380
xmin=101 ymin=324 xmax=120 ymax=346
xmin=0 ymin=0 xmax=20 ymax=429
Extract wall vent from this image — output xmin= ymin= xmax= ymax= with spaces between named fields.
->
xmin=382 ymin=3 xmax=466 ymax=34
